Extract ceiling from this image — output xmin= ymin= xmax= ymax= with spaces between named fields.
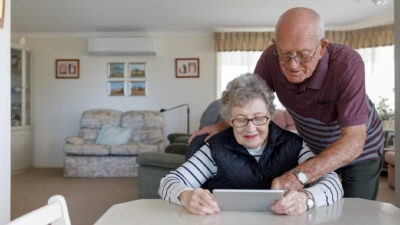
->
xmin=11 ymin=0 xmax=394 ymax=35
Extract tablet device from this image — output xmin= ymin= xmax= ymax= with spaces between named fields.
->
xmin=213 ymin=189 xmax=284 ymax=212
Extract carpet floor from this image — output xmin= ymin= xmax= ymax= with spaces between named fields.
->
xmin=11 ymin=168 xmax=396 ymax=225
xmin=11 ymin=168 xmax=138 ymax=225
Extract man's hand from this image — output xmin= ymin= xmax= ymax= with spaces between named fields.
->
xmin=188 ymin=121 xmax=229 ymax=143
xmin=178 ymin=188 xmax=220 ymax=215
xmin=271 ymin=172 xmax=303 ymax=191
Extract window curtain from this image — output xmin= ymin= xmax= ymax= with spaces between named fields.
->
xmin=214 ymin=24 xmax=394 ymax=51
xmin=357 ymin=46 xmax=395 ymax=111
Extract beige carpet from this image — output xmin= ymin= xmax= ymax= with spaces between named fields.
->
xmin=11 ymin=168 xmax=138 ymax=225
xmin=11 ymin=168 xmax=395 ymax=225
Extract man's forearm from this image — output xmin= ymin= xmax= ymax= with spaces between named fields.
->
xmin=296 ymin=124 xmax=366 ymax=183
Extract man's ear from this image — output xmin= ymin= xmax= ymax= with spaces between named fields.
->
xmin=318 ymin=38 xmax=329 ymax=57
xmin=272 ymin=38 xmax=277 ymax=45
xmin=320 ymin=38 xmax=329 ymax=51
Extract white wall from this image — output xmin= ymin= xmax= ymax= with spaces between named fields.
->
xmin=0 ymin=0 xmax=11 ymax=223
xmin=25 ymin=34 xmax=216 ymax=167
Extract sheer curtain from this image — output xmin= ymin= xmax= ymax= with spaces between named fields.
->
xmin=217 ymin=45 xmax=395 ymax=111
xmin=217 ymin=51 xmax=286 ymax=109
xmin=356 ymin=46 xmax=395 ymax=112
xmin=216 ymin=51 xmax=262 ymax=97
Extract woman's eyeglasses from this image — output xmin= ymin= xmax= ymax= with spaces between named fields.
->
xmin=231 ymin=116 xmax=269 ymax=128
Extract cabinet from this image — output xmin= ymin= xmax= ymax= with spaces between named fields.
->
xmin=11 ymin=46 xmax=33 ymax=173
xmin=11 ymin=47 xmax=31 ymax=127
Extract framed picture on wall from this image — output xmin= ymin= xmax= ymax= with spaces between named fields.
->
xmin=129 ymin=81 xmax=146 ymax=96
xmin=0 ymin=0 xmax=5 ymax=28
xmin=129 ymin=62 xmax=146 ymax=78
xmin=175 ymin=58 xmax=199 ymax=78
xmin=108 ymin=81 xmax=125 ymax=96
xmin=108 ymin=62 xmax=125 ymax=78
xmin=55 ymin=59 xmax=80 ymax=79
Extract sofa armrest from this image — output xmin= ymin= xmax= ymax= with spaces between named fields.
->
xmin=164 ymin=143 xmax=188 ymax=155
xmin=167 ymin=133 xmax=190 ymax=144
xmin=137 ymin=152 xmax=186 ymax=199
xmin=65 ymin=136 xmax=85 ymax=145
xmin=137 ymin=152 xmax=185 ymax=169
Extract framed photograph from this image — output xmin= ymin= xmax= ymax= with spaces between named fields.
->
xmin=108 ymin=81 xmax=125 ymax=96
xmin=129 ymin=81 xmax=146 ymax=96
xmin=108 ymin=62 xmax=125 ymax=78
xmin=0 ymin=0 xmax=5 ymax=28
xmin=55 ymin=59 xmax=80 ymax=79
xmin=175 ymin=58 xmax=199 ymax=78
xmin=129 ymin=62 xmax=146 ymax=78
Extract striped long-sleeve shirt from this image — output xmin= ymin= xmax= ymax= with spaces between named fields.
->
xmin=159 ymin=142 xmax=343 ymax=207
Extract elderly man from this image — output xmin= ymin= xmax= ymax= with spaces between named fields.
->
xmin=191 ymin=7 xmax=384 ymax=200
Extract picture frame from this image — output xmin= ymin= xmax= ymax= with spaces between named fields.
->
xmin=175 ymin=58 xmax=199 ymax=78
xmin=108 ymin=81 xmax=125 ymax=96
xmin=108 ymin=62 xmax=125 ymax=78
xmin=129 ymin=81 xmax=146 ymax=96
xmin=0 ymin=0 xmax=4 ymax=28
xmin=55 ymin=59 xmax=80 ymax=79
xmin=129 ymin=62 xmax=146 ymax=78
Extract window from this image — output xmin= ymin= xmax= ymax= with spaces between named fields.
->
xmin=356 ymin=46 xmax=395 ymax=113
xmin=217 ymin=51 xmax=262 ymax=97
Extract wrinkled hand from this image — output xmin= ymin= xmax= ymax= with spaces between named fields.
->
xmin=179 ymin=188 xmax=220 ymax=215
xmin=271 ymin=171 xmax=303 ymax=191
xmin=188 ymin=122 xmax=227 ymax=143
xmin=271 ymin=190 xmax=307 ymax=215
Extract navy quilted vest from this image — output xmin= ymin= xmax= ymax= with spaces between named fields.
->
xmin=204 ymin=122 xmax=303 ymax=190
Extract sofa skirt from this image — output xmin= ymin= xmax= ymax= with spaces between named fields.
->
xmin=64 ymin=155 xmax=138 ymax=177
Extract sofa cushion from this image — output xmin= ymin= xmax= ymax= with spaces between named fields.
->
xmin=110 ymin=143 xmax=158 ymax=155
xmin=81 ymin=109 xmax=123 ymax=128
xmin=64 ymin=144 xmax=110 ymax=155
xmin=132 ymin=129 xmax=164 ymax=145
xmin=65 ymin=136 xmax=85 ymax=145
xmin=79 ymin=128 xmax=101 ymax=143
xmin=96 ymin=125 xmax=133 ymax=145
xmin=122 ymin=111 xmax=163 ymax=130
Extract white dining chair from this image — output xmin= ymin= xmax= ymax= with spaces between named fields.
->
xmin=7 ymin=195 xmax=72 ymax=225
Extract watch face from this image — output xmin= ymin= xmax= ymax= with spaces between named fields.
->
xmin=307 ymin=198 xmax=314 ymax=208
xmin=298 ymin=172 xmax=308 ymax=183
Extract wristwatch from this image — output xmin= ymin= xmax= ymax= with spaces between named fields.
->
xmin=291 ymin=169 xmax=308 ymax=185
xmin=301 ymin=190 xmax=315 ymax=211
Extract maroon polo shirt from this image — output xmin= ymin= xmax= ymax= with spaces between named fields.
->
xmin=254 ymin=43 xmax=383 ymax=164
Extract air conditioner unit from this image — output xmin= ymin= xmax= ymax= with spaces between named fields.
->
xmin=88 ymin=37 xmax=157 ymax=56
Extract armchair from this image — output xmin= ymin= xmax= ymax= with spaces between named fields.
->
xmin=137 ymin=134 xmax=207 ymax=198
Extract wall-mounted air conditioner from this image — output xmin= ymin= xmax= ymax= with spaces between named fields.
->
xmin=88 ymin=37 xmax=157 ymax=56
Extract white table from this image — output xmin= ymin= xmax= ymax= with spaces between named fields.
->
xmin=94 ymin=198 xmax=400 ymax=225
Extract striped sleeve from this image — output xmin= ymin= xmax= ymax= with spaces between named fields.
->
xmin=299 ymin=141 xmax=344 ymax=206
xmin=158 ymin=144 xmax=217 ymax=205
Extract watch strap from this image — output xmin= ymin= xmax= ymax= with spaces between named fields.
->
xmin=300 ymin=190 xmax=315 ymax=211
xmin=291 ymin=169 xmax=308 ymax=185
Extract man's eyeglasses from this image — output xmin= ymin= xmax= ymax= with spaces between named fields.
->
xmin=275 ymin=40 xmax=321 ymax=64
xmin=231 ymin=116 xmax=269 ymax=128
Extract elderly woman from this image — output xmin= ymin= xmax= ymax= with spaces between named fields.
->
xmin=159 ymin=73 xmax=343 ymax=215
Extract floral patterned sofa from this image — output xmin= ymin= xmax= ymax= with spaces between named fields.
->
xmin=63 ymin=109 xmax=165 ymax=178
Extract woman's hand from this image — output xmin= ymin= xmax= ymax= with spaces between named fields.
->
xmin=270 ymin=190 xmax=307 ymax=216
xmin=178 ymin=188 xmax=220 ymax=215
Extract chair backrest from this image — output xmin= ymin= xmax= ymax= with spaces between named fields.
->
xmin=7 ymin=195 xmax=71 ymax=225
